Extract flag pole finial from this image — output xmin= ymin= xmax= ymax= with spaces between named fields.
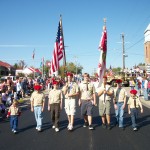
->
xmin=103 ymin=18 xmax=107 ymax=30
xmin=103 ymin=18 xmax=106 ymax=25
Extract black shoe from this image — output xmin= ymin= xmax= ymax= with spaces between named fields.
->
xmin=89 ymin=125 xmax=94 ymax=130
xmin=114 ymin=121 xmax=118 ymax=127
xmin=102 ymin=123 xmax=107 ymax=129
xmin=83 ymin=122 xmax=88 ymax=127
xmin=107 ymin=124 xmax=111 ymax=130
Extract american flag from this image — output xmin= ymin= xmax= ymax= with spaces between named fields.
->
xmin=50 ymin=17 xmax=66 ymax=75
xmin=97 ymin=25 xmax=107 ymax=86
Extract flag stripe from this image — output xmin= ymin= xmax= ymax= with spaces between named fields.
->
xmin=50 ymin=18 xmax=65 ymax=75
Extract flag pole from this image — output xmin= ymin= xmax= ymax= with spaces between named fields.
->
xmin=42 ymin=57 xmax=44 ymax=78
xmin=103 ymin=17 xmax=107 ymax=77
xmin=60 ymin=14 xmax=67 ymax=77
xmin=33 ymin=49 xmax=35 ymax=79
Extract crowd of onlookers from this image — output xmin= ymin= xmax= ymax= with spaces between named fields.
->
xmin=129 ymin=74 xmax=150 ymax=100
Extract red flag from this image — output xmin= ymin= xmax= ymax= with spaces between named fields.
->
xmin=50 ymin=17 xmax=65 ymax=75
xmin=97 ymin=25 xmax=107 ymax=85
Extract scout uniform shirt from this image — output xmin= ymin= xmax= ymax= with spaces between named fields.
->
xmin=79 ymin=81 xmax=96 ymax=100
xmin=127 ymin=96 xmax=141 ymax=108
xmin=62 ymin=82 xmax=79 ymax=99
xmin=99 ymin=84 xmax=113 ymax=102
xmin=114 ymin=88 xmax=127 ymax=103
xmin=30 ymin=91 xmax=45 ymax=106
xmin=8 ymin=105 xmax=21 ymax=116
xmin=49 ymin=89 xmax=62 ymax=104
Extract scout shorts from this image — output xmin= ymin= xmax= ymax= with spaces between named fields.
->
xmin=81 ymin=100 xmax=93 ymax=116
xmin=99 ymin=100 xmax=111 ymax=116
xmin=65 ymin=98 xmax=76 ymax=115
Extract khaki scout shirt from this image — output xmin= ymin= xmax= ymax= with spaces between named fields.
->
xmin=127 ymin=96 xmax=140 ymax=108
xmin=49 ymin=89 xmax=62 ymax=104
xmin=8 ymin=105 xmax=20 ymax=116
xmin=79 ymin=81 xmax=96 ymax=100
xmin=62 ymin=82 xmax=79 ymax=99
xmin=99 ymin=84 xmax=113 ymax=101
xmin=30 ymin=91 xmax=45 ymax=106
xmin=114 ymin=88 xmax=127 ymax=103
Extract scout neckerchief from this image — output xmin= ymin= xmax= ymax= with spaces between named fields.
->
xmin=133 ymin=96 xmax=137 ymax=108
xmin=84 ymin=82 xmax=89 ymax=91
xmin=84 ymin=82 xmax=90 ymax=100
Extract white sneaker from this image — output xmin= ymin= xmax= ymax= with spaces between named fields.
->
xmin=36 ymin=127 xmax=38 ymax=130
xmin=55 ymin=128 xmax=59 ymax=132
xmin=67 ymin=124 xmax=71 ymax=129
xmin=133 ymin=127 xmax=138 ymax=131
xmin=68 ymin=125 xmax=73 ymax=131
xmin=12 ymin=129 xmax=14 ymax=132
xmin=13 ymin=130 xmax=17 ymax=134
xmin=52 ymin=125 xmax=55 ymax=129
xmin=37 ymin=128 xmax=42 ymax=132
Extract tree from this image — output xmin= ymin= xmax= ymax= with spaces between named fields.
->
xmin=13 ymin=60 xmax=27 ymax=69
xmin=138 ymin=62 xmax=145 ymax=66
xmin=58 ymin=62 xmax=83 ymax=78
xmin=112 ymin=67 xmax=121 ymax=73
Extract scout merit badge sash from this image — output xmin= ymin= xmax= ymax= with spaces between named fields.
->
xmin=68 ymin=82 xmax=73 ymax=97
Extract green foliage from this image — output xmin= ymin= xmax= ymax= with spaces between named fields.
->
xmin=138 ymin=62 xmax=145 ymax=66
xmin=58 ymin=62 xmax=83 ymax=77
xmin=112 ymin=67 xmax=121 ymax=73
xmin=17 ymin=73 xmax=25 ymax=77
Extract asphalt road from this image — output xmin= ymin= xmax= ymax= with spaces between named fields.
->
xmin=0 ymin=88 xmax=150 ymax=150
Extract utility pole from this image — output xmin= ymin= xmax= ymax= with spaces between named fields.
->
xmin=122 ymin=33 xmax=125 ymax=71
xmin=121 ymin=33 xmax=128 ymax=71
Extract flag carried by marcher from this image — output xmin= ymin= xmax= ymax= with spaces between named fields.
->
xmin=32 ymin=49 xmax=35 ymax=60
xmin=97 ymin=24 xmax=107 ymax=86
xmin=50 ymin=16 xmax=66 ymax=75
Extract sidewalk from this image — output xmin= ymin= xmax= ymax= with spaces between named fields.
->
xmin=140 ymin=97 xmax=150 ymax=109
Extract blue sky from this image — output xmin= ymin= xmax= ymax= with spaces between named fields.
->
xmin=0 ymin=0 xmax=150 ymax=75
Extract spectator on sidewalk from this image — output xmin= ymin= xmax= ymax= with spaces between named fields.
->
xmin=143 ymin=77 xmax=148 ymax=100
xmin=147 ymin=79 xmax=150 ymax=100
xmin=129 ymin=77 xmax=135 ymax=90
